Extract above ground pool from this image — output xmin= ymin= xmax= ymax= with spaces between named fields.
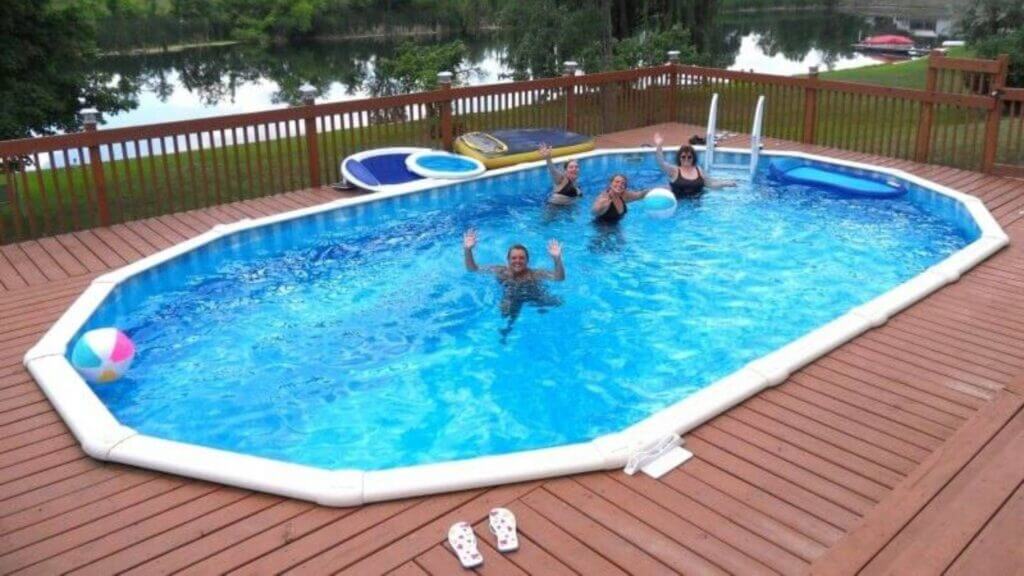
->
xmin=27 ymin=148 xmax=1008 ymax=505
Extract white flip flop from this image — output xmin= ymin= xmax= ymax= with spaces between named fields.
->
xmin=448 ymin=521 xmax=483 ymax=569
xmin=489 ymin=507 xmax=519 ymax=552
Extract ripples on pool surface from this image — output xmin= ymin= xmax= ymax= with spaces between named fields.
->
xmin=84 ymin=154 xmax=972 ymax=470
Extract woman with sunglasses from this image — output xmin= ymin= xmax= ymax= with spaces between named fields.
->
xmin=653 ymin=132 xmax=734 ymax=198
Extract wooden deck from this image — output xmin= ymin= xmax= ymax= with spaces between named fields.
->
xmin=2 ymin=125 xmax=1023 ymax=574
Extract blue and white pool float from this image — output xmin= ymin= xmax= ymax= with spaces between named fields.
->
xmin=406 ymin=151 xmax=485 ymax=180
xmin=769 ymin=158 xmax=905 ymax=198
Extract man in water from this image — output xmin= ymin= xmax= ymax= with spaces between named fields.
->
xmin=463 ymin=229 xmax=565 ymax=341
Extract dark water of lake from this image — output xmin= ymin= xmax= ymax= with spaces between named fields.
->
xmin=94 ymin=8 xmax=953 ymax=129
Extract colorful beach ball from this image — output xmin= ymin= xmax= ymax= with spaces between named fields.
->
xmin=71 ymin=328 xmax=136 ymax=384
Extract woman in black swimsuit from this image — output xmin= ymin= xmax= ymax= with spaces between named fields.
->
xmin=591 ymin=174 xmax=648 ymax=224
xmin=653 ymin=132 xmax=735 ymax=198
xmin=540 ymin=144 xmax=582 ymax=205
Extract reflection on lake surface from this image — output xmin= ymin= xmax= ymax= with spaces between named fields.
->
xmin=95 ymin=8 xmax=951 ymax=129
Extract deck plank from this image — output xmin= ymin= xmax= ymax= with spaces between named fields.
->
xmin=945 ymin=482 xmax=1024 ymax=576
xmin=861 ymin=403 xmax=1024 ymax=575
xmin=809 ymin=390 xmax=1024 ymax=575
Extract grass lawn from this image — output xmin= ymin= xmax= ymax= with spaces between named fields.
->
xmin=817 ymin=47 xmax=975 ymax=89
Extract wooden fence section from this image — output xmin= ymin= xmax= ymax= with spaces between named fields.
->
xmin=1 ymin=53 xmax=1021 ymax=244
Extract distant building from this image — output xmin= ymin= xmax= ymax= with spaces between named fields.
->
xmin=838 ymin=0 xmax=958 ymax=40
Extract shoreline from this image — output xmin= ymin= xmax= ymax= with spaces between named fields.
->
xmin=98 ymin=25 xmax=502 ymax=56
xmin=100 ymin=40 xmax=241 ymax=57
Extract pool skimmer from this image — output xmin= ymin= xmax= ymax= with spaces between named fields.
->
xmin=624 ymin=434 xmax=694 ymax=479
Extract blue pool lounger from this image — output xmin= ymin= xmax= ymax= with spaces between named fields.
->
xmin=341 ymin=147 xmax=432 ymax=193
xmin=769 ymin=158 xmax=906 ymax=198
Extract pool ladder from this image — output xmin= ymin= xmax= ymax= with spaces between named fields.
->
xmin=704 ymin=93 xmax=766 ymax=176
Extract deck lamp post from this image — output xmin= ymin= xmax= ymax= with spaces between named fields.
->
xmin=77 ymin=108 xmax=111 ymax=224
xmin=437 ymin=72 xmax=454 ymax=150
xmin=299 ymin=84 xmax=317 ymax=105
xmin=563 ymin=61 xmax=579 ymax=131
xmin=297 ymin=84 xmax=321 ymax=187
xmin=667 ymin=50 xmax=680 ymax=64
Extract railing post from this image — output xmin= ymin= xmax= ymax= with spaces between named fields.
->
xmin=438 ymin=71 xmax=454 ymax=151
xmin=300 ymin=84 xmax=321 ymax=188
xmin=981 ymin=54 xmax=1010 ymax=173
xmin=563 ymin=61 xmax=578 ymax=131
xmin=802 ymin=66 xmax=819 ymax=144
xmin=915 ymin=50 xmax=941 ymax=163
xmin=80 ymin=109 xmax=111 ymax=226
xmin=667 ymin=50 xmax=680 ymax=124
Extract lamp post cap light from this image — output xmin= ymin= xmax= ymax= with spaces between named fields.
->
xmin=667 ymin=50 xmax=681 ymax=63
xmin=437 ymin=71 xmax=454 ymax=85
xmin=79 ymin=108 xmax=100 ymax=125
xmin=299 ymin=84 xmax=317 ymax=104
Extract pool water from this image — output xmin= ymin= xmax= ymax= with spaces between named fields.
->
xmin=83 ymin=153 xmax=972 ymax=470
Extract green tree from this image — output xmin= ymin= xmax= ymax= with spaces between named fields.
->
xmin=958 ymin=0 xmax=1024 ymax=42
xmin=958 ymin=0 xmax=1024 ymax=86
xmin=0 ymin=0 xmax=137 ymax=140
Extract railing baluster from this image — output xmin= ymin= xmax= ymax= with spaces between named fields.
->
xmin=32 ymin=152 xmax=50 ymax=235
xmin=182 ymin=133 xmax=198 ymax=210
xmin=46 ymin=151 xmax=66 ymax=232
xmin=103 ymin=144 xmax=124 ymax=223
xmin=18 ymin=158 xmax=36 ymax=237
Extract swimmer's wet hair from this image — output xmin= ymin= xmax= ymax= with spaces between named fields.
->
xmin=507 ymin=244 xmax=529 ymax=261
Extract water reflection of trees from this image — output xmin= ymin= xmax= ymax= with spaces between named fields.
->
xmin=89 ymin=9 xmax=878 ymax=121
xmin=712 ymin=9 xmax=872 ymax=69
xmin=94 ymin=37 xmax=499 ymax=109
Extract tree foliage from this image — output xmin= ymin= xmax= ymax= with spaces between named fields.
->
xmin=0 ymin=0 xmax=136 ymax=140
xmin=957 ymin=0 xmax=1024 ymax=87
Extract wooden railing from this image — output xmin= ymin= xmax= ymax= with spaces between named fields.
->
xmin=0 ymin=52 xmax=1019 ymax=244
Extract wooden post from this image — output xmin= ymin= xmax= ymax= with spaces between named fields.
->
xmin=81 ymin=109 xmax=111 ymax=226
xmin=802 ymin=66 xmax=819 ymax=144
xmin=563 ymin=61 xmax=578 ymax=131
xmin=300 ymin=84 xmax=321 ymax=188
xmin=667 ymin=50 xmax=680 ymax=124
xmin=438 ymin=71 xmax=454 ymax=151
xmin=914 ymin=50 xmax=941 ymax=163
xmin=981 ymin=54 xmax=1010 ymax=173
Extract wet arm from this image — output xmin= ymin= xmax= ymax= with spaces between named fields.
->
xmin=705 ymin=175 xmax=736 ymax=189
xmin=623 ymin=189 xmax=650 ymax=203
xmin=550 ymin=254 xmax=565 ymax=281
xmin=655 ymin=143 xmax=677 ymax=178
xmin=464 ymin=246 xmax=479 ymax=272
xmin=545 ymin=155 xmax=566 ymax=186
xmin=591 ymin=193 xmax=612 ymax=216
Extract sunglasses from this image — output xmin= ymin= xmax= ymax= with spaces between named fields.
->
xmin=680 ymin=154 xmax=694 ymax=159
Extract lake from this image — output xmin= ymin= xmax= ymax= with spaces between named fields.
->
xmin=94 ymin=8 xmax=953 ymax=129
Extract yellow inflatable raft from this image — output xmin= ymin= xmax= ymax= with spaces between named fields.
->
xmin=454 ymin=129 xmax=595 ymax=169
